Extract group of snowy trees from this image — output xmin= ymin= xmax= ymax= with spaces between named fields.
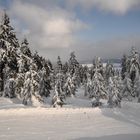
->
xmin=0 ymin=12 xmax=51 ymax=105
xmin=121 ymin=47 xmax=140 ymax=102
xmin=84 ymin=57 xmax=121 ymax=107
xmin=52 ymin=52 xmax=80 ymax=107
xmin=84 ymin=47 xmax=140 ymax=107
xmin=0 ymin=12 xmax=140 ymax=108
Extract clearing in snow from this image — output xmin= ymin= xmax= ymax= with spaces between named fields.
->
xmin=0 ymin=89 xmax=140 ymax=140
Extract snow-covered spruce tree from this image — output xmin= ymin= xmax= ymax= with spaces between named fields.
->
xmin=15 ymin=73 xmax=25 ymax=99
xmin=133 ymin=71 xmax=140 ymax=102
xmin=52 ymin=75 xmax=65 ymax=107
xmin=120 ymin=47 xmax=140 ymax=100
xmin=53 ymin=56 xmax=64 ymax=87
xmin=90 ymin=57 xmax=104 ymax=79
xmin=83 ymin=66 xmax=90 ymax=96
xmin=7 ymin=44 xmax=18 ymax=72
xmin=39 ymin=66 xmax=51 ymax=98
xmin=56 ymin=56 xmax=63 ymax=73
xmin=46 ymin=59 xmax=53 ymax=74
xmin=84 ymin=73 xmax=93 ymax=97
xmin=22 ymin=64 xmax=43 ymax=105
xmin=82 ymin=66 xmax=89 ymax=87
xmin=17 ymin=38 xmax=32 ymax=72
xmin=29 ymin=63 xmax=44 ymax=104
xmin=67 ymin=52 xmax=83 ymax=89
xmin=33 ymin=51 xmax=43 ymax=70
xmin=0 ymin=12 xmax=18 ymax=72
xmin=22 ymin=70 xmax=32 ymax=105
xmin=128 ymin=47 xmax=140 ymax=85
xmin=122 ymin=73 xmax=134 ymax=100
xmin=52 ymin=56 xmax=65 ymax=107
xmin=17 ymin=54 xmax=29 ymax=73
xmin=91 ymin=69 xmax=107 ymax=107
xmin=0 ymin=12 xmax=19 ymax=92
xmin=121 ymin=54 xmax=128 ymax=79
xmin=64 ymin=73 xmax=77 ymax=97
xmin=107 ymin=77 xmax=122 ymax=108
xmin=20 ymin=38 xmax=32 ymax=57
xmin=105 ymin=61 xmax=115 ymax=82
xmin=68 ymin=52 xmax=79 ymax=75
xmin=3 ymin=73 xmax=16 ymax=98
xmin=0 ymin=11 xmax=19 ymax=48
xmin=73 ymin=66 xmax=81 ymax=87
xmin=63 ymin=62 xmax=68 ymax=74
xmin=78 ymin=65 xmax=86 ymax=85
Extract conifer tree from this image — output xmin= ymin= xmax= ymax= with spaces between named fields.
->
xmin=91 ymin=69 xmax=107 ymax=107
xmin=84 ymin=73 xmax=93 ymax=97
xmin=22 ymin=70 xmax=32 ymax=105
xmin=90 ymin=57 xmax=104 ymax=79
xmin=56 ymin=56 xmax=63 ymax=73
xmin=107 ymin=77 xmax=122 ymax=107
xmin=20 ymin=38 xmax=32 ymax=57
xmin=0 ymin=11 xmax=19 ymax=48
xmin=22 ymin=64 xmax=43 ymax=105
xmin=33 ymin=51 xmax=43 ymax=70
xmin=63 ymin=62 xmax=68 ymax=74
xmin=39 ymin=66 xmax=51 ymax=97
xmin=0 ymin=12 xmax=19 ymax=91
xmin=128 ymin=47 xmax=140 ymax=85
xmin=52 ymin=79 xmax=65 ymax=107
xmin=122 ymin=73 xmax=133 ymax=99
xmin=68 ymin=52 xmax=79 ymax=75
xmin=3 ymin=73 xmax=16 ymax=98
xmin=105 ymin=61 xmax=115 ymax=82
xmin=52 ymin=56 xmax=66 ymax=107
xmin=121 ymin=54 xmax=128 ymax=79
xmin=64 ymin=73 xmax=77 ymax=97
xmin=15 ymin=73 xmax=25 ymax=99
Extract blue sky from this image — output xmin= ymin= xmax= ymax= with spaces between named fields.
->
xmin=0 ymin=0 xmax=140 ymax=61
xmin=75 ymin=7 xmax=140 ymax=41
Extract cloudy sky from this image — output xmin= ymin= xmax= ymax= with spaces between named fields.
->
xmin=0 ymin=0 xmax=140 ymax=62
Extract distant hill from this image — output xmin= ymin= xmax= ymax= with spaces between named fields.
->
xmin=80 ymin=58 xmax=121 ymax=64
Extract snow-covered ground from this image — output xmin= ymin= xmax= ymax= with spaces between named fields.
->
xmin=0 ymin=89 xmax=140 ymax=140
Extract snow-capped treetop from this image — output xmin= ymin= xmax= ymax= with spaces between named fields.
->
xmin=0 ymin=11 xmax=19 ymax=48
xmin=105 ymin=61 xmax=115 ymax=82
xmin=91 ymin=68 xmax=107 ymax=100
xmin=56 ymin=56 xmax=63 ymax=73
xmin=33 ymin=51 xmax=44 ymax=70
xmin=93 ymin=68 xmax=104 ymax=82
xmin=68 ymin=52 xmax=79 ymax=74
xmin=91 ymin=57 xmax=104 ymax=78
xmin=20 ymin=38 xmax=32 ymax=57
xmin=128 ymin=47 xmax=140 ymax=83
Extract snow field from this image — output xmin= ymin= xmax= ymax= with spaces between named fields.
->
xmin=0 ymin=97 xmax=140 ymax=140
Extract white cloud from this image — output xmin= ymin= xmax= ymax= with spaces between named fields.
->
xmin=1 ymin=0 xmax=139 ymax=61
xmin=67 ymin=0 xmax=140 ymax=14
xmin=9 ymin=0 xmax=88 ymax=50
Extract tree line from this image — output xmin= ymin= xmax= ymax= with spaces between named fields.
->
xmin=0 ymin=12 xmax=140 ymax=107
